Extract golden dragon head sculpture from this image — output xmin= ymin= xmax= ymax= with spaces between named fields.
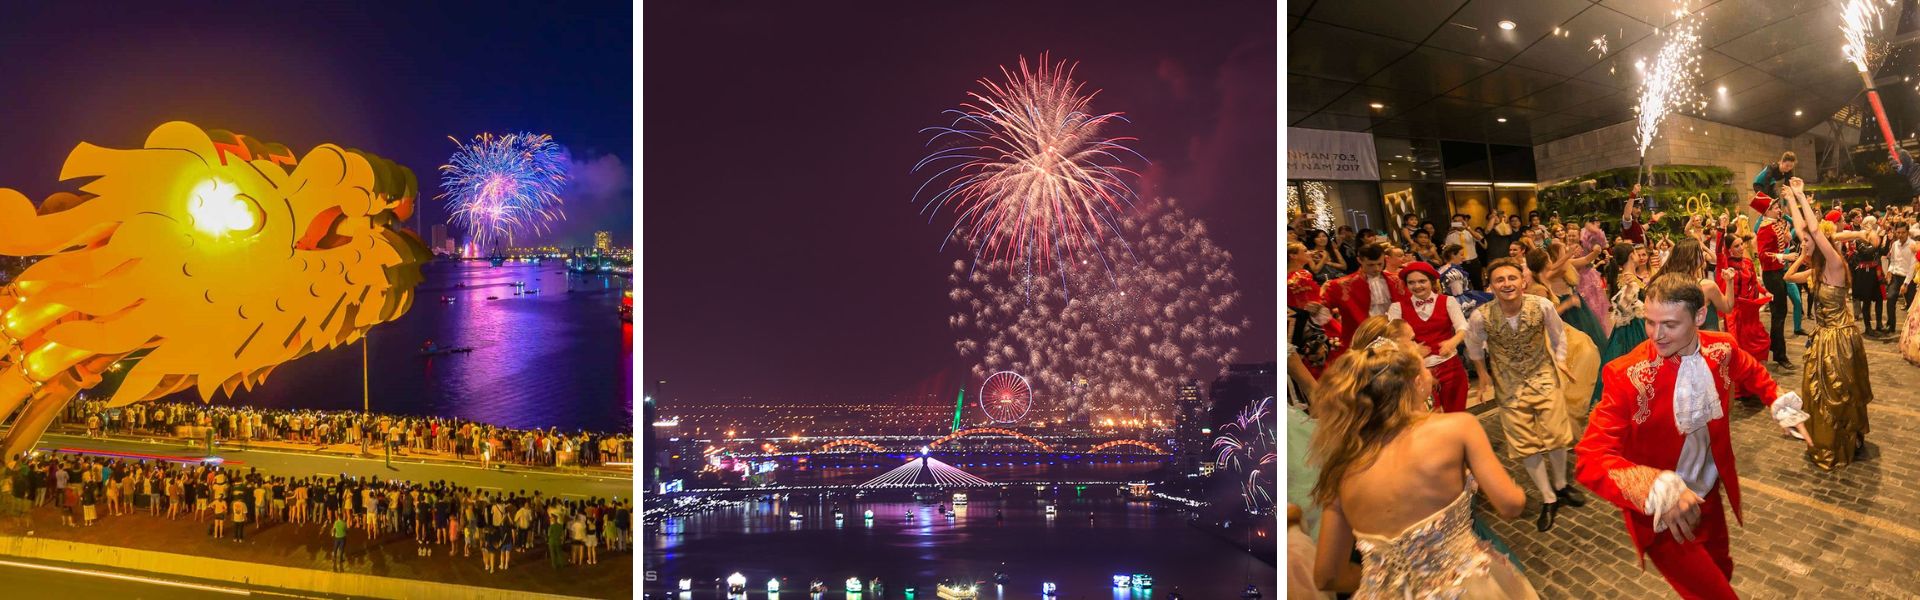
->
xmin=0 ymin=121 xmax=429 ymax=458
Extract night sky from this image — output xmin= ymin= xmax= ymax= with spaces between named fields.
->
xmin=643 ymin=2 xmax=1277 ymax=403
xmin=0 ymin=1 xmax=632 ymax=247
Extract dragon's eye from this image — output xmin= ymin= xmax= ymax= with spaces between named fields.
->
xmin=187 ymin=179 xmax=263 ymax=238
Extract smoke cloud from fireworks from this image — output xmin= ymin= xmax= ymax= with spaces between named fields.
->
xmin=948 ymin=198 xmax=1243 ymax=422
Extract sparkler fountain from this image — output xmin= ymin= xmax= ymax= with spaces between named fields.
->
xmin=1843 ymin=0 xmax=1905 ymax=168
xmin=1632 ymin=6 xmax=1706 ymax=193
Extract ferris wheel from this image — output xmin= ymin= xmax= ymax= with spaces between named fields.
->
xmin=979 ymin=371 xmax=1033 ymax=424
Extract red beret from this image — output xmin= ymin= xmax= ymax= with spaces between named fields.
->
xmin=1825 ymin=209 xmax=1843 ymax=224
xmin=1400 ymin=261 xmax=1442 ymax=285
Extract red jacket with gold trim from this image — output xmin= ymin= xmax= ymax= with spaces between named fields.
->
xmin=1573 ymin=330 xmax=1783 ymax=557
xmin=1320 ymin=271 xmax=1408 ymax=349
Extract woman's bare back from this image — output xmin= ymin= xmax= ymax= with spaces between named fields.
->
xmin=1335 ymin=414 xmax=1472 ymax=537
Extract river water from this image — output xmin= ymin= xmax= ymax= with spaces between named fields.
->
xmin=645 ymin=488 xmax=1276 ymax=599
xmin=141 ymin=260 xmax=634 ymax=432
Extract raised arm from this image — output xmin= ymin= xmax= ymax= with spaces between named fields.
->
xmin=1313 ymin=500 xmax=1362 ymax=592
xmin=1458 ymin=415 xmax=1525 ymax=518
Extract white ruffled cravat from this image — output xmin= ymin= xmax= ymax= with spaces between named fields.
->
xmin=1672 ymin=353 xmax=1720 ymax=436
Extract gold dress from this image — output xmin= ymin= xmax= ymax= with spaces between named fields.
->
xmin=1353 ymin=477 xmax=1540 ymax=600
xmin=1804 ymin=283 xmax=1873 ymax=470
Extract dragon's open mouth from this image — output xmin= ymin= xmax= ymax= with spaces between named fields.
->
xmin=294 ymin=206 xmax=351 ymax=251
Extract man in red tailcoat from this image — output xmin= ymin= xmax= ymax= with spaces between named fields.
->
xmin=1322 ymin=240 xmax=1408 ymax=349
xmin=1752 ymin=192 xmax=1797 ymax=368
xmin=1577 ymin=273 xmax=1810 ymax=600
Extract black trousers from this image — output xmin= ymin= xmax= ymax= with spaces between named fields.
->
xmin=1764 ymin=269 xmax=1788 ymax=361
xmin=1890 ymin=274 xmax=1911 ymax=329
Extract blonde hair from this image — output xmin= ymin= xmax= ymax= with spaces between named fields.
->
xmin=1350 ymin=315 xmax=1413 ymax=351
xmin=1308 ymin=338 xmax=1431 ymax=507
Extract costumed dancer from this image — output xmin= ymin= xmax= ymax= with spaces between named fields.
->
xmin=1388 ymin=262 xmax=1469 ymax=413
xmin=1752 ymin=193 xmax=1798 ymax=368
xmin=1578 ymin=218 xmax=1614 ymax=332
xmin=1603 ymin=242 xmax=1653 ymax=363
xmin=1655 ymin=239 xmax=1732 ymax=332
xmin=1576 ymin=273 xmax=1809 ymax=600
xmin=1524 ymin=247 xmax=1602 ymax=411
xmin=1780 ymin=179 xmax=1874 ymax=470
xmin=1309 ymin=335 xmax=1538 ymax=599
xmin=1467 ymin=258 xmax=1585 ymax=532
xmin=1719 ymin=225 xmax=1773 ymax=364
xmin=1323 ymin=241 xmax=1408 ymax=350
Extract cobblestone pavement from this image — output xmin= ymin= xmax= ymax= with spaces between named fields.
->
xmin=1466 ymin=325 xmax=1920 ymax=599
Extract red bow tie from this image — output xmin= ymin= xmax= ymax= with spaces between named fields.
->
xmin=1415 ymin=298 xmax=1434 ymax=308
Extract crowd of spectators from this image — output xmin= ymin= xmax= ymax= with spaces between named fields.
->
xmin=61 ymin=400 xmax=631 ymax=469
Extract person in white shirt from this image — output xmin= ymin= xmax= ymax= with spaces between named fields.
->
xmin=1885 ymin=223 xmax=1915 ymax=329
xmin=1388 ymin=262 xmax=1470 ymax=413
xmin=1466 ymin=257 xmax=1581 ymax=532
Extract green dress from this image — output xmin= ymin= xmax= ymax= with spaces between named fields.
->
xmin=1600 ymin=275 xmax=1648 ymax=410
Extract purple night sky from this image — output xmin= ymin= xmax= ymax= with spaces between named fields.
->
xmin=0 ymin=2 xmax=632 ymax=248
xmin=643 ymin=2 xmax=1277 ymax=403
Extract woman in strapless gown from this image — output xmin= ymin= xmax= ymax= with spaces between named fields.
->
xmin=1352 ymin=476 xmax=1537 ymax=599
xmin=1308 ymin=336 xmax=1537 ymax=599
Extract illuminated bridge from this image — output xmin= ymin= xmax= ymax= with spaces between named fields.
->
xmin=719 ymin=428 xmax=1172 ymax=459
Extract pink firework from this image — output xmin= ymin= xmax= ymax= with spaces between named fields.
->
xmin=915 ymin=53 xmax=1145 ymax=273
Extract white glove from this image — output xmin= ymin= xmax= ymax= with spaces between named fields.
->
xmin=1647 ymin=471 xmax=1687 ymax=529
xmin=1771 ymin=391 xmax=1809 ymax=428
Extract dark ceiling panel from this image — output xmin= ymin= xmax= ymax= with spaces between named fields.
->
xmin=1752 ymin=40 xmax=1856 ymax=83
xmin=1289 ymin=0 xmax=1315 ymax=18
xmin=1599 ymin=0 xmax=1720 ymax=29
xmin=1507 ymin=5 xmax=1651 ymax=77
xmin=1717 ymin=6 xmax=1827 ymax=65
xmin=1423 ymin=0 xmax=1590 ymax=62
xmin=1289 ymin=20 xmax=1419 ymax=84
xmin=1293 ymin=112 xmax=1383 ymax=133
xmin=1362 ymin=46 xmax=1503 ymax=93
xmin=1445 ymin=65 xmax=1568 ymax=105
xmin=1696 ymin=0 xmax=1813 ymax=47
xmin=1287 ymin=0 xmax=1859 ymax=145
xmin=1512 ymin=78 xmax=1617 ymax=113
xmin=1324 ymin=85 xmax=1438 ymax=119
xmin=1552 ymin=91 xmax=1626 ymax=118
xmin=1289 ymin=74 xmax=1354 ymax=115
xmin=1396 ymin=96 xmax=1498 ymax=126
xmin=1301 ymin=0 xmax=1466 ymax=44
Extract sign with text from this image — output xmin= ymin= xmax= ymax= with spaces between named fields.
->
xmin=1288 ymin=127 xmax=1378 ymax=181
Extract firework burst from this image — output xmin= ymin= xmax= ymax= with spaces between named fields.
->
xmin=1212 ymin=396 xmax=1276 ymax=513
xmin=439 ymin=132 xmax=569 ymax=250
xmin=1633 ymin=6 xmax=1705 ymax=160
xmin=948 ymin=198 xmax=1243 ymax=424
xmin=914 ymin=53 xmax=1146 ymax=274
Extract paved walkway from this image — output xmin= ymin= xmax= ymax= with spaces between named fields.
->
xmin=1468 ymin=326 xmax=1920 ymax=598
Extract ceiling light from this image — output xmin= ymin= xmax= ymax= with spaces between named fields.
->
xmin=1795 ymin=109 xmax=1804 ymax=116
xmin=1717 ymin=85 xmax=1727 ymax=94
xmin=1552 ymin=27 xmax=1561 ymax=35
xmin=1498 ymin=20 xmax=1516 ymax=30
xmin=1369 ymin=102 xmax=1385 ymax=109
xmin=1496 ymin=117 xmax=1508 ymax=123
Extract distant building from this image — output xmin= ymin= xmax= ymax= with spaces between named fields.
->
xmin=1173 ymin=380 xmax=1206 ymax=472
xmin=431 ymin=224 xmax=448 ymax=255
xmin=594 ymin=231 xmax=612 ymax=255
